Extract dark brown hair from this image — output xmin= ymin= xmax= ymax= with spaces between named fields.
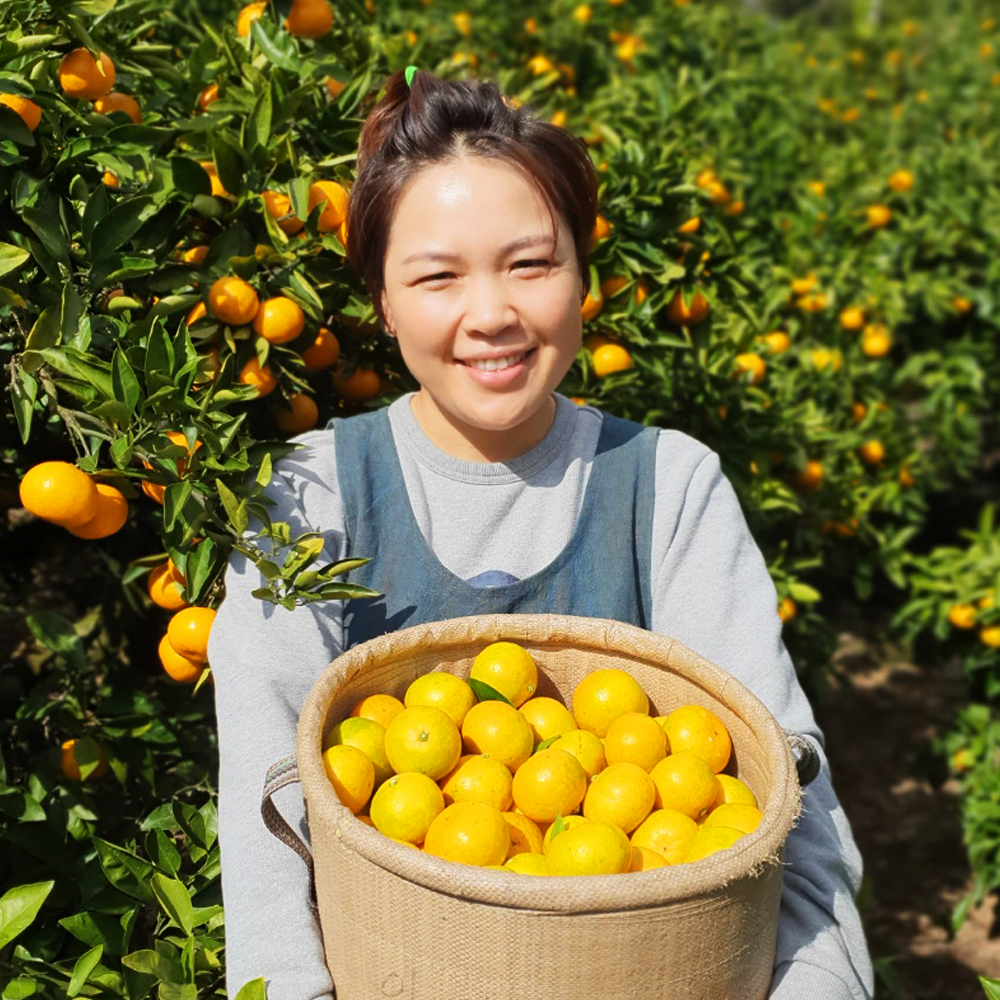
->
xmin=345 ymin=68 xmax=599 ymax=328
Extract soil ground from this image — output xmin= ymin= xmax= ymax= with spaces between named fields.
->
xmin=820 ymin=608 xmax=1000 ymax=1000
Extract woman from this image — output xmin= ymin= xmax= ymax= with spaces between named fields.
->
xmin=208 ymin=69 xmax=873 ymax=1000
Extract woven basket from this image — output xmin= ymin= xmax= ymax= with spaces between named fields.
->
xmin=296 ymin=614 xmax=801 ymax=1000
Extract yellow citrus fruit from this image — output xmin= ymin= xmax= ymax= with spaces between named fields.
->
xmin=423 ymin=802 xmax=510 ymax=866
xmin=703 ymin=803 xmax=763 ymax=835
xmin=790 ymin=274 xmax=816 ymax=296
xmin=325 ymin=717 xmax=393 ymax=786
xmin=504 ymin=852 xmax=548 ymax=875
xmin=734 ymin=353 xmax=766 ymax=385
xmin=198 ymin=83 xmax=219 ymax=112
xmin=839 ymin=307 xmax=865 ymax=330
xmin=469 ymin=641 xmax=538 ymax=707
xmin=199 ymin=161 xmax=228 ymax=197
xmin=981 ymin=626 xmax=1000 ymax=648
xmin=58 ymin=49 xmax=115 ymax=100
xmin=285 ymin=0 xmax=334 ymax=36
xmin=572 ymin=668 xmax=649 ymax=738
xmin=0 ymin=94 xmax=42 ymax=131
xmin=629 ymin=846 xmax=669 ymax=871
xmin=778 ymin=597 xmax=797 ymax=623
xmin=237 ymin=1 xmax=269 ymax=37
xmin=630 ymin=808 xmax=698 ymax=864
xmin=581 ymin=289 xmax=603 ymax=321
xmin=678 ymin=216 xmax=701 ymax=234
xmin=545 ymin=820 xmax=631 ymax=876
xmin=405 ymin=672 xmax=477 ymax=728
xmin=793 ymin=460 xmax=824 ymax=492
xmin=710 ymin=774 xmax=757 ymax=810
xmin=759 ymin=331 xmax=790 ymax=354
xmin=166 ymin=607 xmax=216 ymax=664
xmin=866 ymin=204 xmax=892 ymax=228
xmin=519 ymin=697 xmax=576 ymax=744
xmin=667 ymin=290 xmax=710 ymax=325
xmin=262 ymin=190 xmax=304 ymax=235
xmin=252 ymin=296 xmax=305 ymax=344
xmin=20 ymin=462 xmax=99 ymax=529
xmin=649 ymin=752 xmax=718 ymax=821
xmin=181 ymin=245 xmax=209 ymax=265
xmin=384 ymin=706 xmax=462 ymax=781
xmin=541 ymin=814 xmax=590 ymax=852
xmin=978 ymin=591 xmax=995 ymax=611
xmin=349 ymin=693 xmax=405 ymax=730
xmin=209 ymin=276 xmax=259 ymax=326
xmin=238 ymin=358 xmax=278 ymax=397
xmin=67 ymin=483 xmax=128 ymax=539
xmin=592 ymin=343 xmax=633 ymax=377
xmin=148 ymin=560 xmax=187 ymax=611
xmin=591 ymin=213 xmax=612 ymax=241
xmin=582 ymin=761 xmax=655 ymax=834
xmin=604 ymin=712 xmax=668 ymax=772
xmin=888 ymin=168 xmax=914 ymax=193
xmin=859 ymin=440 xmax=885 ymax=466
xmin=326 ymin=76 xmax=346 ymax=100
xmin=323 ymin=744 xmax=375 ymax=814
xmin=158 ymin=634 xmax=205 ymax=683
xmin=369 ymin=771 xmax=445 ymax=843
xmin=273 ymin=393 xmax=318 ymax=434
xmin=502 ymin=812 xmax=545 ymax=857
xmin=550 ymin=728 xmax=607 ymax=779
xmin=659 ymin=705 xmax=732 ymax=774
xmin=302 ymin=327 xmax=339 ymax=370
xmin=440 ymin=754 xmax=513 ymax=811
xmin=60 ymin=737 xmax=108 ymax=782
xmin=308 ymin=180 xmax=349 ymax=232
xmin=461 ymin=701 xmax=534 ymax=773
xmin=93 ymin=92 xmax=141 ymax=124
xmin=682 ymin=825 xmax=744 ymax=863
xmin=511 ymin=748 xmax=588 ymax=824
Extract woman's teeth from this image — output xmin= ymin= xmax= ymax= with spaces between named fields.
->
xmin=467 ymin=352 xmax=526 ymax=371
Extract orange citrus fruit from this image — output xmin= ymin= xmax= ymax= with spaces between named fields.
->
xmin=470 ymin=641 xmax=538 ymax=706
xmin=58 ymin=49 xmax=115 ymax=100
xmin=582 ymin=761 xmax=656 ymax=833
xmin=238 ymin=358 xmax=278 ymax=397
xmin=350 ymin=693 xmax=405 ymax=730
xmin=325 ymin=717 xmax=393 ymax=786
xmin=93 ymin=92 xmax=141 ymax=124
xmin=839 ymin=307 xmax=865 ymax=330
xmin=659 ymin=705 xmax=732 ymax=774
xmin=384 ymin=706 xmax=462 ymax=780
xmin=710 ymin=774 xmax=757 ymax=810
xmin=511 ymin=748 xmax=588 ymax=823
xmin=199 ymin=161 xmax=229 ymax=197
xmin=209 ymin=276 xmax=259 ymax=326
xmin=592 ymin=343 xmax=633 ymax=377
xmin=405 ymin=671 xmax=477 ymax=727
xmin=581 ymin=289 xmax=603 ymax=321
xmin=572 ymin=668 xmax=649 ymax=738
xmin=629 ymin=846 xmax=669 ymax=871
xmin=734 ymin=353 xmax=766 ymax=385
xmin=0 ymin=94 xmax=42 ymax=131
xmin=19 ymin=461 xmax=99 ymax=529
xmin=519 ymin=697 xmax=577 ymax=744
xmin=308 ymin=180 xmax=349 ymax=232
xmin=237 ymin=1 xmax=269 ymax=37
xmin=158 ymin=633 xmax=205 ymax=683
xmin=332 ymin=366 xmax=381 ymax=401
xmin=67 ymin=483 xmax=128 ymax=539
xmin=198 ymin=83 xmax=220 ymax=112
xmin=541 ymin=813 xmax=590 ymax=852
xmin=948 ymin=604 xmax=977 ymax=629
xmin=502 ymin=811 xmax=545 ymax=857
xmin=323 ymin=744 xmax=375 ymax=814
xmin=370 ymin=772 xmax=445 ymax=843
xmin=545 ymin=820 xmax=631 ymax=875
xmin=440 ymin=754 xmax=514 ymax=811
xmin=166 ymin=606 xmax=216 ymax=664
xmin=865 ymin=204 xmax=892 ymax=228
xmin=504 ymin=852 xmax=548 ymax=875
xmin=550 ymin=729 xmax=606 ymax=779
xmin=667 ymin=290 xmax=709 ymax=325
xmin=461 ymin=701 xmax=534 ymax=773
xmin=703 ymin=803 xmax=763 ymax=835
xmin=860 ymin=440 xmax=885 ymax=466
xmin=285 ymin=0 xmax=334 ymax=36
xmin=262 ymin=190 xmax=304 ymax=235
xmin=301 ymin=327 xmax=339 ymax=370
xmin=148 ymin=560 xmax=188 ymax=611
xmin=605 ymin=712 xmax=669 ymax=772
xmin=423 ymin=802 xmax=511 ymax=866
xmin=273 ymin=393 xmax=319 ymax=434
xmin=60 ymin=737 xmax=109 ymax=781
xmin=649 ymin=752 xmax=718 ymax=821
xmin=681 ymin=825 xmax=744 ymax=863
xmin=630 ymin=808 xmax=698 ymax=864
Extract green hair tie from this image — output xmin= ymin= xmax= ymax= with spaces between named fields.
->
xmin=404 ymin=65 xmax=418 ymax=88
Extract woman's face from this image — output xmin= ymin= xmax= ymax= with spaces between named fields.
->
xmin=380 ymin=157 xmax=583 ymax=462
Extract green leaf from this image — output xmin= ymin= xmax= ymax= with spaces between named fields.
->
xmin=2 ymin=975 xmax=36 ymax=999
xmin=24 ymin=306 xmax=60 ymax=352
xmin=249 ymin=20 xmax=298 ymax=71
xmin=20 ymin=346 xmax=113 ymax=399
xmin=535 ymin=735 xmax=561 ymax=752
xmin=25 ymin=611 xmax=84 ymax=668
xmin=0 ymin=242 xmax=29 ymax=277
xmin=0 ymin=881 xmax=54 ymax=950
xmin=548 ymin=814 xmax=566 ymax=841
xmin=10 ymin=368 xmax=37 ymax=444
xmin=163 ymin=482 xmax=194 ymax=533
xmin=89 ymin=197 xmax=155 ymax=262
xmin=22 ymin=205 xmax=69 ymax=265
xmin=234 ymin=978 xmax=267 ymax=1000
xmin=255 ymin=452 xmax=273 ymax=489
xmin=981 ymin=977 xmax=1000 ymax=1000
xmin=217 ymin=480 xmax=247 ymax=536
xmin=150 ymin=875 xmax=193 ymax=935
xmin=121 ymin=949 xmax=175 ymax=980
xmin=93 ymin=840 xmax=155 ymax=902
xmin=158 ymin=985 xmax=197 ymax=1000
xmin=146 ymin=830 xmax=182 ymax=877
xmin=467 ymin=679 xmax=514 ymax=707
xmin=67 ymin=944 xmax=103 ymax=998
xmin=170 ymin=157 xmax=212 ymax=198
xmin=246 ymin=87 xmax=273 ymax=152
xmin=112 ymin=348 xmax=142 ymax=414
xmin=788 ymin=582 xmax=821 ymax=603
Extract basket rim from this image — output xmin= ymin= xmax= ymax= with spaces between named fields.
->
xmin=297 ymin=613 xmax=801 ymax=912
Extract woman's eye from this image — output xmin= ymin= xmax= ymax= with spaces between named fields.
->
xmin=515 ymin=259 xmax=549 ymax=270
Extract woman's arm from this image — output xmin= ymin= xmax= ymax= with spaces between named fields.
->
xmin=207 ymin=431 xmax=345 ymax=1000
xmin=648 ymin=432 xmax=874 ymax=1000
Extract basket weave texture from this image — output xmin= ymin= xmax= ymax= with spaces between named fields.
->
xmin=297 ymin=614 xmax=801 ymax=1000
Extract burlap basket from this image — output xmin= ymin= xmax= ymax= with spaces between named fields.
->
xmin=292 ymin=613 xmax=802 ymax=1000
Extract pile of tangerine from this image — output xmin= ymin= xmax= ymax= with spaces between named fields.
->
xmin=323 ymin=642 xmax=763 ymax=876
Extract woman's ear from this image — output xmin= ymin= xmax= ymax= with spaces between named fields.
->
xmin=380 ymin=290 xmax=395 ymax=337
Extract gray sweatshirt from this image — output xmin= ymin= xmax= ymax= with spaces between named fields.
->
xmin=207 ymin=392 xmax=873 ymax=1000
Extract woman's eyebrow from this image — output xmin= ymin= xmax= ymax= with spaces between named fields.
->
xmin=402 ymin=234 xmax=556 ymax=266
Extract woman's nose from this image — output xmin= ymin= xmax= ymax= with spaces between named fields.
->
xmin=464 ymin=275 xmax=517 ymax=335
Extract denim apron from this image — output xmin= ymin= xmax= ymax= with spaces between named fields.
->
xmin=331 ymin=405 xmax=658 ymax=648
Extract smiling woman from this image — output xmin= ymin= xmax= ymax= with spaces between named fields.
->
xmin=209 ymin=67 xmax=873 ymax=1000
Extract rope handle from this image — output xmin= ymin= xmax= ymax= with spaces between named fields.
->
xmin=261 ymin=755 xmax=318 ymax=914
xmin=785 ymin=731 xmax=821 ymax=788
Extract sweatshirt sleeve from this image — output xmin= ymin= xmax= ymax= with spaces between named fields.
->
xmin=206 ymin=429 xmax=346 ymax=1000
xmin=648 ymin=431 xmax=874 ymax=1000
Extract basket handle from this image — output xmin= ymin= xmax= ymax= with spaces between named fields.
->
xmin=786 ymin=731 xmax=821 ymax=787
xmin=262 ymin=755 xmax=316 ymax=873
